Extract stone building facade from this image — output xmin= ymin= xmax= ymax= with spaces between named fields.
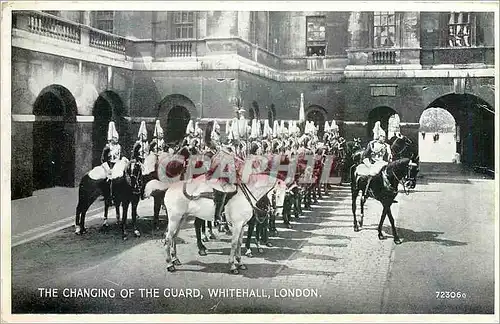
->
xmin=11 ymin=10 xmax=495 ymax=198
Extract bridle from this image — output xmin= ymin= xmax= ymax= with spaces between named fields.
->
xmin=390 ymin=160 xmax=418 ymax=195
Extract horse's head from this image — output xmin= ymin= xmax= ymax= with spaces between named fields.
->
xmin=390 ymin=135 xmax=415 ymax=160
xmin=387 ymin=157 xmax=419 ymax=190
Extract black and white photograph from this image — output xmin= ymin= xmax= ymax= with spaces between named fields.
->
xmin=1 ymin=1 xmax=499 ymax=322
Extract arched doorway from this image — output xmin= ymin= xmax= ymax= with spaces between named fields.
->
xmin=367 ymin=106 xmax=398 ymax=140
xmin=424 ymin=93 xmax=494 ymax=170
xmin=419 ymin=108 xmax=457 ymax=163
xmin=92 ymin=91 xmax=126 ymax=167
xmin=32 ymin=85 xmax=77 ymax=190
xmin=306 ymin=105 xmax=327 ymax=137
xmin=158 ymin=94 xmax=197 ymax=144
xmin=165 ymin=106 xmax=191 ymax=143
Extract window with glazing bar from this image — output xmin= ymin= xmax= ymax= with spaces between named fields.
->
xmin=93 ymin=11 xmax=114 ymax=33
xmin=174 ymin=11 xmax=194 ymax=39
xmin=448 ymin=12 xmax=472 ymax=47
xmin=373 ymin=12 xmax=396 ymax=47
xmin=306 ymin=16 xmax=326 ymax=56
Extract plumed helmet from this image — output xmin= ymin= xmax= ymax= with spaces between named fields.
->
xmin=107 ymin=121 xmax=119 ymax=141
xmin=324 ymin=121 xmax=331 ymax=133
xmin=153 ymin=120 xmax=163 ymax=138
xmin=185 ymin=120 xmax=195 ymax=135
xmin=138 ymin=121 xmax=148 ymax=139
xmin=373 ymin=121 xmax=386 ymax=140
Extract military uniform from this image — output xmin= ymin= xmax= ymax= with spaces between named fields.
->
xmin=132 ymin=121 xmax=150 ymax=164
xmin=150 ymin=120 xmax=165 ymax=154
xmin=101 ymin=121 xmax=121 ymax=179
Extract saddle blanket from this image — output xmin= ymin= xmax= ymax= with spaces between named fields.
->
xmin=355 ymin=159 xmax=388 ymax=177
xmin=88 ymin=165 xmax=107 ymax=180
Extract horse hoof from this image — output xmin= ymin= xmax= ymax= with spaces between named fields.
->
xmin=286 ymin=224 xmax=293 ymax=229
xmin=202 ymin=237 xmax=209 ymax=243
xmin=245 ymin=250 xmax=253 ymax=258
xmin=229 ymin=268 xmax=239 ymax=275
xmin=102 ymin=223 xmax=109 ymax=227
xmin=378 ymin=234 xmax=386 ymax=240
xmin=134 ymin=230 xmax=141 ymax=237
xmin=258 ymin=248 xmax=264 ymax=254
xmin=238 ymin=264 xmax=248 ymax=270
xmin=266 ymin=242 xmax=273 ymax=247
xmin=198 ymin=249 xmax=207 ymax=256
xmin=358 ymin=222 xmax=363 ymax=228
xmin=394 ymin=238 xmax=403 ymax=245
xmin=75 ymin=229 xmax=81 ymax=235
xmin=173 ymin=259 xmax=182 ymax=266
xmin=167 ymin=265 xmax=176 ymax=272
xmin=354 ymin=226 xmax=360 ymax=232
xmin=122 ymin=236 xmax=128 ymax=241
xmin=209 ymin=233 xmax=216 ymax=240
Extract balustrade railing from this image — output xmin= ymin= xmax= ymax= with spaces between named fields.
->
xmin=26 ymin=11 xmax=80 ymax=43
xmin=89 ymin=29 xmax=126 ymax=54
xmin=170 ymin=41 xmax=193 ymax=57
xmin=372 ymin=50 xmax=397 ymax=64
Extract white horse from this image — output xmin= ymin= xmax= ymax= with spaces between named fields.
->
xmin=163 ymin=173 xmax=287 ymax=274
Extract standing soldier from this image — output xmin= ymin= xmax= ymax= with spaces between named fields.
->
xmin=101 ymin=121 xmax=121 ymax=204
xmin=150 ymin=120 xmax=165 ymax=155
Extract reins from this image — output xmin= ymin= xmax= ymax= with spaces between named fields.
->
xmin=239 ymin=181 xmax=277 ymax=224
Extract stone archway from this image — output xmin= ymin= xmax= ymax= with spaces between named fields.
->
xmin=32 ymin=85 xmax=77 ymax=190
xmin=92 ymin=91 xmax=126 ymax=167
xmin=423 ymin=93 xmax=494 ymax=170
xmin=158 ymin=94 xmax=197 ymax=144
xmin=419 ymin=108 xmax=457 ymax=163
xmin=367 ymin=106 xmax=398 ymax=140
xmin=306 ymin=105 xmax=327 ymax=137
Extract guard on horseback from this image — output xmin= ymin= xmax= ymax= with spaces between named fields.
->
xmin=150 ymin=120 xmax=165 ymax=154
xmin=101 ymin=121 xmax=121 ymax=204
xmin=362 ymin=121 xmax=393 ymax=197
xmin=132 ymin=121 xmax=149 ymax=199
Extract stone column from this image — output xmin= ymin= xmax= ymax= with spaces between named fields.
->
xmin=82 ymin=11 xmax=91 ymax=26
xmin=348 ymin=12 xmax=364 ymax=49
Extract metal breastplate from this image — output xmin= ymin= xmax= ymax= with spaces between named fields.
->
xmin=371 ymin=142 xmax=387 ymax=161
xmin=109 ymin=144 xmax=120 ymax=162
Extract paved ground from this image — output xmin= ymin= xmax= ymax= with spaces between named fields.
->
xmin=9 ymin=176 xmax=496 ymax=315
xmin=383 ymin=176 xmax=496 ymax=314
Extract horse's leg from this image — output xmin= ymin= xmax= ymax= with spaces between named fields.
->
xmin=244 ymin=216 xmax=255 ymax=257
xmin=201 ymin=220 xmax=209 ymax=242
xmin=386 ymin=204 xmax=402 ymax=244
xmin=153 ymin=195 xmax=162 ymax=233
xmin=378 ymin=205 xmax=388 ymax=240
xmin=351 ymin=185 xmax=360 ymax=232
xmin=121 ymin=201 xmax=129 ymax=240
xmin=262 ymin=215 xmax=272 ymax=247
xmin=115 ymin=198 xmax=121 ymax=224
xmin=132 ymin=196 xmax=140 ymax=237
xmin=235 ymin=223 xmax=247 ymax=271
xmin=207 ymin=221 xmax=216 ymax=239
xmin=194 ymin=218 xmax=208 ymax=256
xmin=228 ymin=221 xmax=242 ymax=274
xmin=165 ymin=217 xmax=180 ymax=272
xmin=171 ymin=220 xmax=183 ymax=266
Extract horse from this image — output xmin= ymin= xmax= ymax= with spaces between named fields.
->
xmin=244 ymin=184 xmax=287 ymax=257
xmin=163 ymin=173 xmax=287 ymax=274
xmin=75 ymin=168 xmax=112 ymax=235
xmin=110 ymin=158 xmax=144 ymax=239
xmin=350 ymin=157 xmax=419 ymax=244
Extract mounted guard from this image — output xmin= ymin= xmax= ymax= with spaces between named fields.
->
xmin=101 ymin=121 xmax=121 ymax=181
xmin=150 ymin=120 xmax=165 ymax=155
xmin=360 ymin=121 xmax=393 ymax=197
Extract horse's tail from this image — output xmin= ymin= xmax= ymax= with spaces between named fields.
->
xmin=144 ymin=179 xmax=170 ymax=198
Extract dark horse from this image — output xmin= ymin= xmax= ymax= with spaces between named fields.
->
xmin=111 ymin=160 xmax=143 ymax=239
xmin=75 ymin=174 xmax=111 ymax=235
xmin=75 ymin=158 xmax=142 ymax=239
xmin=350 ymin=157 xmax=419 ymax=244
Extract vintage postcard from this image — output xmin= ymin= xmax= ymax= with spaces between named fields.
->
xmin=1 ymin=1 xmax=499 ymax=323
